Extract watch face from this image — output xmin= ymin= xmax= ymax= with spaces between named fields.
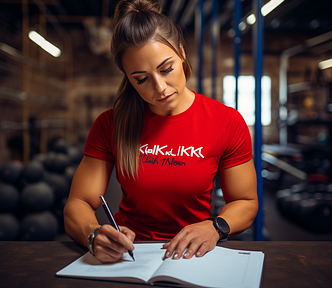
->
xmin=215 ymin=217 xmax=230 ymax=235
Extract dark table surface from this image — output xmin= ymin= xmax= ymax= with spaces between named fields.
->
xmin=0 ymin=240 xmax=331 ymax=288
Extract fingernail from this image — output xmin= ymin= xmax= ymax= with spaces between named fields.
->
xmin=173 ymin=253 xmax=179 ymax=259
xmin=183 ymin=253 xmax=189 ymax=258
xmin=131 ymin=245 xmax=135 ymax=250
xmin=166 ymin=251 xmax=171 ymax=258
xmin=196 ymin=251 xmax=201 ymax=256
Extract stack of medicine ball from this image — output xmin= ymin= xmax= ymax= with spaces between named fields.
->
xmin=276 ymin=182 xmax=332 ymax=233
xmin=0 ymin=138 xmax=83 ymax=241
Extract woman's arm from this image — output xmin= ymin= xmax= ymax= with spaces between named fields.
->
xmin=63 ymin=155 xmax=135 ymax=263
xmin=217 ymin=158 xmax=258 ymax=235
xmin=163 ymin=159 xmax=258 ymax=259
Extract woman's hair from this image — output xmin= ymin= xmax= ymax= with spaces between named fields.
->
xmin=111 ymin=0 xmax=192 ymax=178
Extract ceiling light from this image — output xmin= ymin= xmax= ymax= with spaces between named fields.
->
xmin=318 ymin=58 xmax=332 ymax=70
xmin=246 ymin=14 xmax=256 ymax=25
xmin=28 ymin=31 xmax=61 ymax=58
xmin=238 ymin=22 xmax=247 ymax=31
xmin=261 ymin=0 xmax=285 ymax=17
xmin=246 ymin=0 xmax=285 ymax=25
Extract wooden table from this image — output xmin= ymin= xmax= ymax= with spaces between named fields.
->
xmin=0 ymin=241 xmax=331 ymax=288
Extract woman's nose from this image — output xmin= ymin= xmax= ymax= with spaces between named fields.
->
xmin=154 ymin=76 xmax=167 ymax=93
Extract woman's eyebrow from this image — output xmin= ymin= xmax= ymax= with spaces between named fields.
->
xmin=156 ymin=57 xmax=172 ymax=69
xmin=130 ymin=57 xmax=173 ymax=75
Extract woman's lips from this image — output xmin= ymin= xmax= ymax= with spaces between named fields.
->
xmin=157 ymin=93 xmax=175 ymax=102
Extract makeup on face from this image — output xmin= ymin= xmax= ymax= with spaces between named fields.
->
xmin=122 ymin=41 xmax=193 ymax=116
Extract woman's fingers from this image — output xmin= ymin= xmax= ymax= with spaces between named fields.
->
xmin=163 ymin=221 xmax=219 ymax=260
xmin=93 ymin=225 xmax=135 ymax=263
xmin=119 ymin=225 xmax=136 ymax=243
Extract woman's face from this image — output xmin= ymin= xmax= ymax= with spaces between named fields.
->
xmin=122 ymin=41 xmax=194 ymax=116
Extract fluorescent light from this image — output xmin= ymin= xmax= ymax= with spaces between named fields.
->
xmin=238 ymin=22 xmax=247 ymax=31
xmin=28 ymin=31 xmax=61 ymax=57
xmin=246 ymin=14 xmax=256 ymax=25
xmin=246 ymin=0 xmax=285 ymax=25
xmin=261 ymin=0 xmax=285 ymax=17
xmin=318 ymin=58 xmax=332 ymax=70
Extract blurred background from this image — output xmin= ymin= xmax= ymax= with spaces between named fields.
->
xmin=0 ymin=0 xmax=332 ymax=242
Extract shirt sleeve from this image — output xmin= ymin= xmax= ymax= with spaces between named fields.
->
xmin=219 ymin=107 xmax=253 ymax=169
xmin=83 ymin=108 xmax=115 ymax=163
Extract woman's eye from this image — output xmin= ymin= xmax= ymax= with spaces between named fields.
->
xmin=161 ymin=66 xmax=173 ymax=73
xmin=137 ymin=77 xmax=148 ymax=85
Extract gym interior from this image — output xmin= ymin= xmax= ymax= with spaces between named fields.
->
xmin=1 ymin=0 xmax=332 ymax=242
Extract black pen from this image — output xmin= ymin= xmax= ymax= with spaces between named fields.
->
xmin=99 ymin=195 xmax=135 ymax=261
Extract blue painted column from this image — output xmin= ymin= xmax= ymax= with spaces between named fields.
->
xmin=234 ymin=0 xmax=241 ymax=110
xmin=211 ymin=0 xmax=218 ymax=100
xmin=253 ymin=0 xmax=264 ymax=241
xmin=198 ymin=0 xmax=204 ymax=94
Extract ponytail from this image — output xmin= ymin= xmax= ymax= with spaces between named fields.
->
xmin=113 ymin=76 xmax=145 ymax=178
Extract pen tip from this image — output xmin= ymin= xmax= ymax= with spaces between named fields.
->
xmin=129 ymin=251 xmax=135 ymax=261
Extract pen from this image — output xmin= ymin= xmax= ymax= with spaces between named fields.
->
xmin=99 ymin=195 xmax=135 ymax=261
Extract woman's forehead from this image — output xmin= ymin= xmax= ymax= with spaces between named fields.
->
xmin=122 ymin=41 xmax=179 ymax=70
xmin=125 ymin=41 xmax=177 ymax=57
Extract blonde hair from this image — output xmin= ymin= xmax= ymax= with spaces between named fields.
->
xmin=112 ymin=0 xmax=192 ymax=178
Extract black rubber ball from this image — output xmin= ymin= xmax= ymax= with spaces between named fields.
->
xmin=22 ymin=161 xmax=44 ymax=183
xmin=0 ymin=160 xmax=23 ymax=184
xmin=67 ymin=146 xmax=83 ymax=164
xmin=44 ymin=152 xmax=70 ymax=173
xmin=32 ymin=154 xmax=47 ymax=165
xmin=52 ymin=138 xmax=69 ymax=154
xmin=43 ymin=172 xmax=70 ymax=200
xmin=51 ymin=197 xmax=67 ymax=233
xmin=19 ymin=211 xmax=59 ymax=241
xmin=0 ymin=183 xmax=19 ymax=212
xmin=21 ymin=181 xmax=54 ymax=212
xmin=0 ymin=213 xmax=20 ymax=240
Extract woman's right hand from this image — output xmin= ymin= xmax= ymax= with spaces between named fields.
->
xmin=93 ymin=225 xmax=136 ymax=263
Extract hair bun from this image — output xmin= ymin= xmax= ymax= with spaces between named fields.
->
xmin=113 ymin=0 xmax=162 ymax=27
xmin=130 ymin=0 xmax=161 ymax=13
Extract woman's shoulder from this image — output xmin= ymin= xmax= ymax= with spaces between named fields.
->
xmin=195 ymin=92 xmax=238 ymax=115
xmin=90 ymin=108 xmax=115 ymax=131
xmin=99 ymin=108 xmax=114 ymax=117
xmin=95 ymin=108 xmax=114 ymax=122
xmin=192 ymin=92 xmax=246 ymax=129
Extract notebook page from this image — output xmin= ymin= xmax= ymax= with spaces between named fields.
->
xmin=151 ymin=246 xmax=264 ymax=288
xmin=56 ymin=243 xmax=165 ymax=282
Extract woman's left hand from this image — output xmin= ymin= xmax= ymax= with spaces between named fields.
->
xmin=162 ymin=220 xmax=219 ymax=259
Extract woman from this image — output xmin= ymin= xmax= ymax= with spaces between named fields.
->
xmin=64 ymin=0 xmax=258 ymax=264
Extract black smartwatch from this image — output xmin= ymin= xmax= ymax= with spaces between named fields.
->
xmin=205 ymin=217 xmax=230 ymax=241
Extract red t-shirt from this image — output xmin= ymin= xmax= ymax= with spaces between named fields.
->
xmin=84 ymin=92 xmax=252 ymax=240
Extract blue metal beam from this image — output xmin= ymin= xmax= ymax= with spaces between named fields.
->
xmin=198 ymin=0 xmax=204 ymax=94
xmin=234 ymin=0 xmax=241 ymax=110
xmin=211 ymin=0 xmax=218 ymax=100
xmin=253 ymin=0 xmax=264 ymax=241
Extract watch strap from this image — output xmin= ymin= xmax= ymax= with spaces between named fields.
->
xmin=87 ymin=226 xmax=102 ymax=256
xmin=204 ymin=217 xmax=230 ymax=241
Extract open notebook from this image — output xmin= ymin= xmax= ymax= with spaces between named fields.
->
xmin=56 ymin=243 xmax=264 ymax=288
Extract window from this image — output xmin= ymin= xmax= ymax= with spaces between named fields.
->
xmin=223 ymin=75 xmax=271 ymax=126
